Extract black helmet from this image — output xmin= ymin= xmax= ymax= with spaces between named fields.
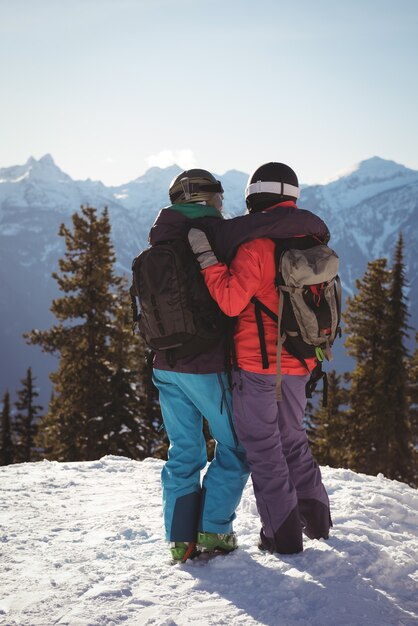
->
xmin=169 ymin=168 xmax=224 ymax=211
xmin=245 ymin=162 xmax=300 ymax=213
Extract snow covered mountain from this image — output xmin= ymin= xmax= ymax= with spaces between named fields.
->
xmin=1 ymin=155 xmax=418 ymax=405
xmin=1 ymin=455 xmax=417 ymax=625
xmin=300 ymin=157 xmax=418 ymax=300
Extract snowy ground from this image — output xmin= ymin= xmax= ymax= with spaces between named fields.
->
xmin=0 ymin=456 xmax=417 ymax=626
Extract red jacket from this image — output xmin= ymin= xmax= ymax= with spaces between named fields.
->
xmin=202 ymin=205 xmax=317 ymax=376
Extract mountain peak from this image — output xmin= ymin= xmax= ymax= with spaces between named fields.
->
xmin=0 ymin=155 xmax=63 ymax=184
xmin=21 ymin=154 xmax=72 ymax=184
xmin=38 ymin=153 xmax=56 ymax=166
xmin=131 ymin=164 xmax=182 ymax=185
xmin=26 ymin=153 xmax=58 ymax=168
xmin=324 ymin=156 xmax=417 ymax=186
xmin=349 ymin=156 xmax=411 ymax=179
xmin=317 ymin=156 xmax=418 ymax=211
xmin=26 ymin=154 xmax=55 ymax=167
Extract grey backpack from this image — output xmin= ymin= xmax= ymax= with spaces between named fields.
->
xmin=251 ymin=238 xmax=342 ymax=403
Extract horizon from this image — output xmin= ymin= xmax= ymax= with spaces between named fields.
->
xmin=1 ymin=152 xmax=415 ymax=188
xmin=1 ymin=0 xmax=417 ymax=186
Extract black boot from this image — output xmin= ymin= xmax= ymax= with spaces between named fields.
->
xmin=258 ymin=506 xmax=303 ymax=555
xmin=298 ymin=498 xmax=333 ymax=540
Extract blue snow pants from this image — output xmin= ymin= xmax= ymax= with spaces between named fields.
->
xmin=153 ymin=369 xmax=250 ymax=542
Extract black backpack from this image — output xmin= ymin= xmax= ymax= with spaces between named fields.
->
xmin=251 ymin=236 xmax=342 ymax=405
xmin=130 ymin=238 xmax=225 ymax=365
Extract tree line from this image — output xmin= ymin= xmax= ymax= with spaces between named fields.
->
xmin=307 ymin=234 xmax=418 ymax=487
xmin=1 ymin=206 xmax=417 ymax=487
xmin=1 ymin=206 xmax=166 ymax=466
xmin=0 ymin=367 xmax=42 ymax=464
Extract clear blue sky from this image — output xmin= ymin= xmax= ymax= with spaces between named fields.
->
xmin=1 ymin=0 xmax=417 ymax=185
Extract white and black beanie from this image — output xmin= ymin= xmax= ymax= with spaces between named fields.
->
xmin=245 ymin=162 xmax=300 ymax=213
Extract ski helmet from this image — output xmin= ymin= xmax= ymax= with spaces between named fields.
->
xmin=245 ymin=162 xmax=300 ymax=213
xmin=169 ymin=169 xmax=224 ymax=211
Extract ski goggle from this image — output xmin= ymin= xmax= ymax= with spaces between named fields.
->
xmin=171 ymin=177 xmax=224 ymax=202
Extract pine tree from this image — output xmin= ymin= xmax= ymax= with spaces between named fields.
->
xmin=309 ymin=370 xmax=349 ymax=468
xmin=137 ymin=348 xmax=168 ymax=460
xmin=408 ymin=334 xmax=418 ymax=485
xmin=14 ymin=367 xmax=43 ymax=462
xmin=343 ymin=258 xmax=391 ymax=474
xmin=0 ymin=390 xmax=14 ymax=465
xmin=343 ymin=239 xmax=415 ymax=485
xmin=381 ymin=234 xmax=414 ymax=484
xmin=105 ymin=279 xmax=165 ymax=459
xmin=26 ymin=206 xmax=120 ymax=461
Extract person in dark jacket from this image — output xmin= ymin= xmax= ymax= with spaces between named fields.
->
xmin=148 ymin=168 xmax=330 ymax=562
xmin=150 ymin=170 xmax=248 ymax=563
xmin=188 ymin=163 xmax=332 ymax=555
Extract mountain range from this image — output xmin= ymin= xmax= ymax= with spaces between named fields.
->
xmin=1 ymin=154 xmax=418 ymax=406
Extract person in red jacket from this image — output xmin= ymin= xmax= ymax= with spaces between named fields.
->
xmin=188 ymin=162 xmax=332 ymax=555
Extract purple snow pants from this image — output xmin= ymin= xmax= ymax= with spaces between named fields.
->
xmin=232 ymin=370 xmax=331 ymax=554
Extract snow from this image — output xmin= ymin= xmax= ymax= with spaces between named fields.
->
xmin=320 ymin=157 xmax=418 ymax=211
xmin=41 ymin=241 xmax=63 ymax=263
xmin=1 ymin=456 xmax=417 ymax=626
xmin=10 ymin=171 xmax=31 ymax=184
xmin=0 ymin=223 xmax=23 ymax=236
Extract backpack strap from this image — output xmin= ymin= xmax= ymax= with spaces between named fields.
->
xmin=306 ymin=362 xmax=329 ymax=408
xmin=335 ymin=274 xmax=343 ymax=337
xmin=251 ymin=296 xmax=277 ymax=369
xmin=251 ymin=293 xmax=313 ymax=400
xmin=225 ymin=316 xmax=239 ymax=388
xmin=251 ymin=294 xmax=287 ymax=400
xmin=165 ymin=348 xmax=177 ymax=368
xmin=275 ymin=289 xmax=285 ymax=400
xmin=251 ymin=296 xmax=279 ymax=323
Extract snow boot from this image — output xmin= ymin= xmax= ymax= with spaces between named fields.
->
xmin=298 ymin=498 xmax=333 ymax=540
xmin=258 ymin=506 xmax=304 ymax=555
xmin=170 ymin=541 xmax=200 ymax=563
xmin=197 ymin=531 xmax=238 ymax=553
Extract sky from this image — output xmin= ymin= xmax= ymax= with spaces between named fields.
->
xmin=1 ymin=0 xmax=418 ymax=186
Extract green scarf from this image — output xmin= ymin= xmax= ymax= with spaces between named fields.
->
xmin=169 ymin=203 xmax=221 ymax=220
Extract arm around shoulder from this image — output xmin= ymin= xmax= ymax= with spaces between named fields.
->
xmin=202 ymin=242 xmax=263 ymax=317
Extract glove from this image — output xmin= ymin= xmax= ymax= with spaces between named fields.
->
xmin=188 ymin=228 xmax=219 ymax=270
